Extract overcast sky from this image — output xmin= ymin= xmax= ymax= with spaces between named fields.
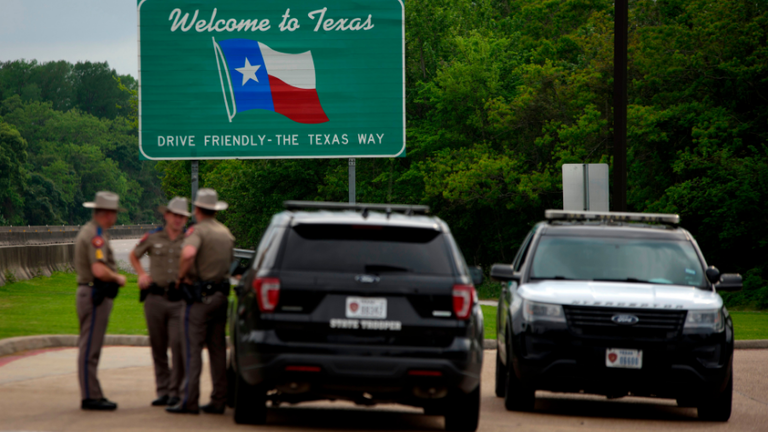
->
xmin=0 ymin=0 xmax=138 ymax=77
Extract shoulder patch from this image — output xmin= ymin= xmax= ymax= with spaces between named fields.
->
xmin=92 ymin=236 xmax=105 ymax=248
xmin=185 ymin=226 xmax=195 ymax=237
xmin=139 ymin=233 xmax=149 ymax=244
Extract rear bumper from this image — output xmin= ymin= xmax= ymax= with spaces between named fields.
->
xmin=235 ymin=333 xmax=482 ymax=399
xmin=510 ymin=327 xmax=733 ymax=398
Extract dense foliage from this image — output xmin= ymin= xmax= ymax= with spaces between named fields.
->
xmin=0 ymin=60 xmax=164 ymax=224
xmin=1 ymin=0 xmax=766 ymax=306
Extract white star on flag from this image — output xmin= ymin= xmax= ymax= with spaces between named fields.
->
xmin=236 ymin=58 xmax=261 ymax=85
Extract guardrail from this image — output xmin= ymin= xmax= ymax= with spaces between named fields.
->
xmin=0 ymin=225 xmax=158 ymax=246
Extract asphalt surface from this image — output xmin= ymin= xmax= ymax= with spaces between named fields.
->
xmin=1 ymin=347 xmax=767 ymax=432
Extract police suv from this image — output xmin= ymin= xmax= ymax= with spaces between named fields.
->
xmin=491 ymin=210 xmax=742 ymax=421
xmin=227 ymin=201 xmax=484 ymax=431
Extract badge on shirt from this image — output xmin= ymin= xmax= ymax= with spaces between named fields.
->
xmin=96 ymin=249 xmax=104 ymax=260
xmin=92 ymin=236 xmax=104 ymax=248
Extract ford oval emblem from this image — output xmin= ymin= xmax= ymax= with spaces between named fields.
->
xmin=611 ymin=314 xmax=639 ymax=325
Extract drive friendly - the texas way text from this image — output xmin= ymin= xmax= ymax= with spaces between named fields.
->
xmin=156 ymin=133 xmax=386 ymax=147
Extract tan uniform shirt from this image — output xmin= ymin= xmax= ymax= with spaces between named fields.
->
xmin=182 ymin=218 xmax=235 ymax=283
xmin=133 ymin=226 xmax=185 ymax=288
xmin=74 ymin=220 xmax=116 ymax=285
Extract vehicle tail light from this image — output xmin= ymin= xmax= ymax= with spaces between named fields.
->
xmin=408 ymin=370 xmax=443 ymax=377
xmin=452 ymin=284 xmax=476 ymax=320
xmin=253 ymin=277 xmax=280 ymax=312
xmin=285 ymin=365 xmax=321 ymax=372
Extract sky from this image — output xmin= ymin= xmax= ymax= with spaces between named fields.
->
xmin=0 ymin=0 xmax=138 ymax=77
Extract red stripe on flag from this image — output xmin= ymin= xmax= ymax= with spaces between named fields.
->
xmin=268 ymin=75 xmax=329 ymax=124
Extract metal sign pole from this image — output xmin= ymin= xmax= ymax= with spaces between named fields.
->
xmin=191 ymin=159 xmax=199 ymax=202
xmin=613 ymin=0 xmax=628 ymax=211
xmin=348 ymin=158 xmax=356 ymax=204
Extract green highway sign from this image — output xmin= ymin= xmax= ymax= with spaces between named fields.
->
xmin=137 ymin=0 xmax=404 ymax=160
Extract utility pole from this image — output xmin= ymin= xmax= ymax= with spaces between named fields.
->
xmin=613 ymin=0 xmax=628 ymax=211
xmin=348 ymin=158 xmax=356 ymax=204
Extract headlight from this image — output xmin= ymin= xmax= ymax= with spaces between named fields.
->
xmin=684 ymin=309 xmax=724 ymax=333
xmin=522 ymin=299 xmax=565 ymax=323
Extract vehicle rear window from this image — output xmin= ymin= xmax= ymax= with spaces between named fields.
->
xmin=530 ymin=236 xmax=705 ymax=287
xmin=281 ymin=224 xmax=454 ymax=275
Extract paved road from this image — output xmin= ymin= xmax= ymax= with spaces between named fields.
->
xmin=1 ymin=347 xmax=767 ymax=431
xmin=112 ymin=238 xmax=149 ymax=273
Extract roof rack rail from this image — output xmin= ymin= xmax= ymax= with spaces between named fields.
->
xmin=545 ymin=210 xmax=680 ymax=225
xmin=283 ymin=201 xmax=430 ymax=215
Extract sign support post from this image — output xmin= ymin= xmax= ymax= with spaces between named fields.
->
xmin=613 ymin=0 xmax=628 ymax=211
xmin=191 ymin=160 xmax=199 ymax=202
xmin=348 ymin=158 xmax=356 ymax=204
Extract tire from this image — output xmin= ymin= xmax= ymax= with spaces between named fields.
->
xmin=697 ymin=371 xmax=733 ymax=422
xmin=444 ymin=385 xmax=480 ymax=432
xmin=503 ymin=342 xmax=535 ymax=411
xmin=495 ymin=349 xmax=506 ymax=398
xmin=233 ymin=371 xmax=267 ymax=425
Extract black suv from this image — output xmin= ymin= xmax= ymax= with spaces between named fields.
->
xmin=491 ymin=210 xmax=742 ymax=421
xmin=228 ymin=201 xmax=484 ymax=431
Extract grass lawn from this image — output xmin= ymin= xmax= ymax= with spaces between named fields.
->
xmin=0 ymin=271 xmax=147 ymax=340
xmin=480 ymin=304 xmax=768 ymax=341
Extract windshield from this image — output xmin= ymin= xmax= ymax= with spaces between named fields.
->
xmin=530 ymin=236 xmax=705 ymax=286
xmin=281 ymin=224 xmax=454 ymax=275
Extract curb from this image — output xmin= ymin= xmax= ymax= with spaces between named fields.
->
xmin=2 ymin=335 xmax=766 ymax=358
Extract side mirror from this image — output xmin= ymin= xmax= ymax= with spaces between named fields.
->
xmin=490 ymin=264 xmax=520 ymax=283
xmin=705 ymin=266 xmax=720 ymax=284
xmin=469 ymin=266 xmax=483 ymax=285
xmin=715 ymin=273 xmax=742 ymax=292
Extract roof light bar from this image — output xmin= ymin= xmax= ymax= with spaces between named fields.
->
xmin=545 ymin=210 xmax=680 ymax=225
xmin=284 ymin=201 xmax=429 ymax=215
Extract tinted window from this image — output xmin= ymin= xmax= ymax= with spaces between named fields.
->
xmin=530 ymin=236 xmax=705 ymax=286
xmin=281 ymin=224 xmax=454 ymax=275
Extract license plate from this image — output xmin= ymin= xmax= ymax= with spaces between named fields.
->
xmin=346 ymin=297 xmax=387 ymax=319
xmin=605 ymin=348 xmax=642 ymax=369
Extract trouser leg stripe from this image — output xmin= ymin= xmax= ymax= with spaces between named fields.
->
xmin=84 ymin=287 xmax=97 ymax=400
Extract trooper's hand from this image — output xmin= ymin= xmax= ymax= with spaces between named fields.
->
xmin=116 ymin=274 xmax=127 ymax=287
xmin=138 ymin=274 xmax=152 ymax=289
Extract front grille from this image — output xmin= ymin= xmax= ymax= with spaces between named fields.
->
xmin=563 ymin=306 xmax=686 ymax=340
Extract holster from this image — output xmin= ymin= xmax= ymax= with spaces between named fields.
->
xmin=140 ymin=283 xmax=175 ymax=303
xmin=180 ymin=281 xmax=229 ymax=305
xmin=91 ymin=278 xmax=119 ymax=306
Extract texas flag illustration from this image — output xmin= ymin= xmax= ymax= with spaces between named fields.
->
xmin=213 ymin=38 xmax=329 ymax=124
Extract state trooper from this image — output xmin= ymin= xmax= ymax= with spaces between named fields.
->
xmin=129 ymin=197 xmax=190 ymax=407
xmin=166 ymin=188 xmax=234 ymax=415
xmin=75 ymin=191 xmax=126 ymax=411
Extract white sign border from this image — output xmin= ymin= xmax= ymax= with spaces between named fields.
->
xmin=137 ymin=0 xmax=406 ymax=161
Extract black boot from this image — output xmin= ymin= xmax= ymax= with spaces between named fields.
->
xmin=167 ymin=396 xmax=181 ymax=407
xmin=151 ymin=395 xmax=170 ymax=406
xmin=82 ymin=398 xmax=118 ymax=411
xmin=166 ymin=403 xmax=199 ymax=414
xmin=201 ymin=403 xmax=225 ymax=414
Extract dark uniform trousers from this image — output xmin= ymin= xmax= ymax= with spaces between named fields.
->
xmin=76 ymin=285 xmax=113 ymax=400
xmin=179 ymin=291 xmax=228 ymax=411
xmin=144 ymin=293 xmax=184 ymax=399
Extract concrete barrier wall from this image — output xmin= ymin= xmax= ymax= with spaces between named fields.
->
xmin=0 ymin=243 xmax=76 ymax=285
xmin=0 ymin=225 xmax=156 ymax=246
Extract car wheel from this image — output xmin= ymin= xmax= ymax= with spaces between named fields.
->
xmin=697 ymin=370 xmax=732 ymax=422
xmin=233 ymin=371 xmax=267 ymax=425
xmin=495 ymin=349 xmax=506 ymax=398
xmin=504 ymin=341 xmax=535 ymax=411
xmin=443 ymin=385 xmax=480 ymax=432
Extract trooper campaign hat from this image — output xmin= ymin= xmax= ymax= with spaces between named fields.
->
xmin=159 ymin=197 xmax=191 ymax=217
xmin=82 ymin=191 xmax=126 ymax=212
xmin=193 ymin=188 xmax=228 ymax=211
